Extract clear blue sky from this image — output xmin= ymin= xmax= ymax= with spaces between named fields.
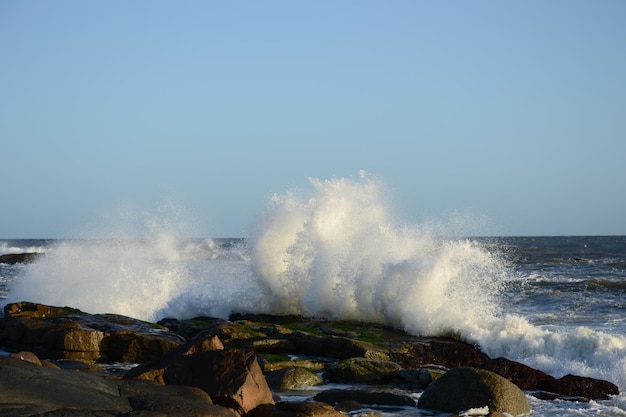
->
xmin=1 ymin=1 xmax=625 ymax=238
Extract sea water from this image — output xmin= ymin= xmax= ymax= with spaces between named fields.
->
xmin=1 ymin=175 xmax=626 ymax=416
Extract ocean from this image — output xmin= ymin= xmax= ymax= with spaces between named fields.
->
xmin=1 ymin=178 xmax=625 ymax=416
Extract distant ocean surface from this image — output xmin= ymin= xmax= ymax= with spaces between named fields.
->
xmin=1 ymin=178 xmax=626 ymax=416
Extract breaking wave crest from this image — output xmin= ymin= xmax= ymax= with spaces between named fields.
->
xmin=8 ymin=173 xmax=626 ymax=389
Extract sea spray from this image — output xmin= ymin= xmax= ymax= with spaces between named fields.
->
xmin=248 ymin=174 xmax=506 ymax=334
xmin=7 ymin=174 xmax=626 ymax=394
xmin=8 ymin=238 xmax=190 ymax=321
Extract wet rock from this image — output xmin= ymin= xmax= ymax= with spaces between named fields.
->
xmin=250 ymin=401 xmax=345 ymax=417
xmin=483 ymin=357 xmax=619 ymax=401
xmin=0 ymin=252 xmax=40 ymax=264
xmin=417 ymin=367 xmax=530 ymax=416
xmin=390 ymin=337 xmax=489 ymax=369
xmin=481 ymin=357 xmax=555 ymax=391
xmin=314 ymin=388 xmax=416 ymax=407
xmin=388 ymin=366 xmax=447 ymax=389
xmin=265 ymin=366 xmax=324 ymax=390
xmin=552 ymin=374 xmax=619 ymax=401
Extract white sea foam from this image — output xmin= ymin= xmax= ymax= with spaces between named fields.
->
xmin=7 ymin=173 xmax=626 ymax=397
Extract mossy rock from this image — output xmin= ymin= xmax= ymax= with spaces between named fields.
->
xmin=265 ymin=366 xmax=324 ymax=390
xmin=324 ymin=358 xmax=403 ymax=385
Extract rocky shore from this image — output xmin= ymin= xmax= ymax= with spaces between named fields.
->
xmin=0 ymin=301 xmax=619 ymax=417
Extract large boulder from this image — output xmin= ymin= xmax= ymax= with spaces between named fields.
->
xmin=1 ymin=302 xmax=184 ymax=362
xmin=125 ymin=331 xmax=225 ymax=384
xmin=251 ymin=401 xmax=344 ymax=417
xmin=483 ymin=357 xmax=619 ymax=401
xmin=314 ymin=388 xmax=416 ymax=407
xmin=323 ymin=357 xmax=403 ymax=385
xmin=0 ymin=356 xmax=130 ymax=415
xmin=0 ymin=356 xmax=238 ymax=417
xmin=265 ymin=366 xmax=324 ymax=390
xmin=552 ymin=374 xmax=619 ymax=401
xmin=125 ymin=340 xmax=274 ymax=416
xmin=417 ymin=367 xmax=530 ymax=417
xmin=167 ymin=349 xmax=274 ymax=415
xmin=0 ymin=252 xmax=40 ymax=264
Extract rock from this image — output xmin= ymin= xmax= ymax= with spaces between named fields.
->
xmin=482 ymin=357 xmax=555 ymax=391
xmin=0 ymin=356 xmax=238 ymax=417
xmin=125 ymin=332 xmax=225 ymax=384
xmin=0 ymin=252 xmax=40 ymax=264
xmin=126 ymin=344 xmax=274 ymax=415
xmin=265 ymin=366 xmax=324 ymax=390
xmin=388 ymin=366 xmax=447 ymax=389
xmin=323 ymin=357 xmax=403 ymax=385
xmin=166 ymin=349 xmax=274 ymax=415
xmin=482 ymin=357 xmax=619 ymax=401
xmin=9 ymin=350 xmax=42 ymax=366
xmin=3 ymin=302 xmax=82 ymax=318
xmin=123 ymin=383 xmax=238 ymax=417
xmin=0 ymin=356 xmax=132 ymax=415
xmin=1 ymin=302 xmax=184 ymax=362
xmin=314 ymin=388 xmax=416 ymax=407
xmin=552 ymin=374 xmax=619 ymax=401
xmin=390 ymin=337 xmax=489 ymax=369
xmin=417 ymin=367 xmax=530 ymax=416
xmin=250 ymin=401 xmax=345 ymax=417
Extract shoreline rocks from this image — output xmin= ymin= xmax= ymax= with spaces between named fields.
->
xmin=0 ymin=302 xmax=621 ymax=416
xmin=0 ymin=252 xmax=40 ymax=264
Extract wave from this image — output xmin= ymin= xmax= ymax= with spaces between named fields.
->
xmin=7 ymin=173 xmax=626 ymax=391
xmin=0 ymin=240 xmax=52 ymax=256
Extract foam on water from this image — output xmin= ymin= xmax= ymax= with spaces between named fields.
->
xmin=7 ymin=173 xmax=626 ymax=398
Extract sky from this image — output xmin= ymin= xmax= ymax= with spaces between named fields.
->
xmin=1 ymin=1 xmax=625 ymax=238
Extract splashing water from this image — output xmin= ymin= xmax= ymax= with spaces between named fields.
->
xmin=248 ymin=174 xmax=506 ymax=336
xmin=7 ymin=174 xmax=626 ymax=394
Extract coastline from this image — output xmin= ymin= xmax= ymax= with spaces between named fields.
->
xmin=0 ymin=301 xmax=619 ymax=417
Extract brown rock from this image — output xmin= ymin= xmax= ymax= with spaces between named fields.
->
xmin=1 ymin=302 xmax=184 ymax=362
xmin=3 ymin=301 xmax=82 ymax=319
xmin=313 ymin=388 xmax=416 ymax=407
xmin=0 ymin=252 xmax=40 ymax=264
xmin=323 ymin=357 xmax=403 ymax=385
xmin=482 ymin=357 xmax=556 ymax=391
xmin=391 ymin=337 xmax=489 ymax=369
xmin=250 ymin=402 xmax=344 ymax=417
xmin=165 ymin=349 xmax=274 ymax=415
xmin=0 ymin=356 xmax=239 ymax=417
xmin=265 ymin=366 xmax=324 ymax=390
xmin=125 ymin=332 xmax=225 ymax=384
xmin=552 ymin=374 xmax=619 ymax=401
xmin=483 ymin=357 xmax=619 ymax=401
xmin=9 ymin=351 xmax=42 ymax=366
